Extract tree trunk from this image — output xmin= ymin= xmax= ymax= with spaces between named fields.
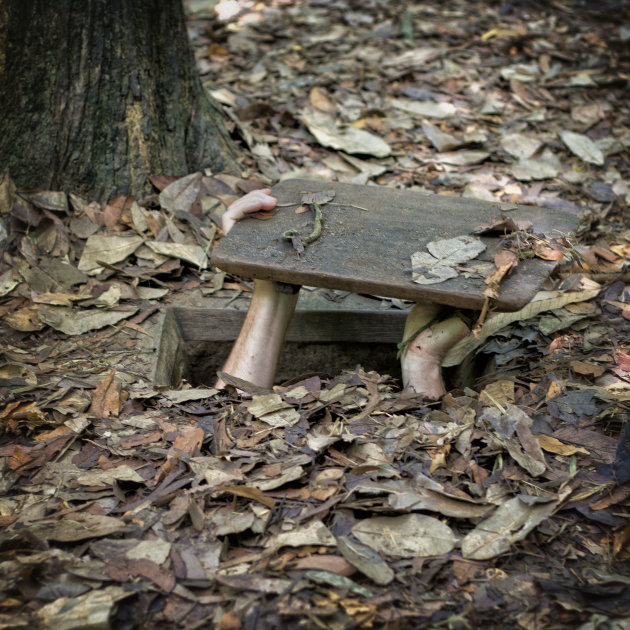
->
xmin=0 ymin=0 xmax=239 ymax=202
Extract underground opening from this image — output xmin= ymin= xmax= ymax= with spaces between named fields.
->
xmin=153 ymin=307 xmax=411 ymax=388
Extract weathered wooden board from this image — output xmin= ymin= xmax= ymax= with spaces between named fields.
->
xmin=170 ymin=307 xmax=408 ymax=343
xmin=212 ymin=179 xmax=579 ymax=311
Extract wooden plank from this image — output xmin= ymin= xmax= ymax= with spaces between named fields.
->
xmin=152 ymin=308 xmax=188 ymax=387
xmin=212 ymin=179 xmax=579 ymax=312
xmin=172 ymin=307 xmax=408 ymax=343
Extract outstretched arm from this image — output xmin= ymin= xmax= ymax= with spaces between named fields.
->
xmin=216 ymin=188 xmax=300 ymax=390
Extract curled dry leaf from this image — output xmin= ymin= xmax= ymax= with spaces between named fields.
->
xmin=352 ymin=513 xmax=457 ymax=558
xmin=309 ymin=86 xmax=337 ymax=112
xmin=559 ymin=130 xmax=605 ymax=166
xmin=145 ymin=241 xmax=208 ymax=269
xmin=89 ymin=370 xmax=121 ymax=418
xmin=302 ymin=107 xmax=391 ymax=158
xmin=534 ymin=242 xmax=565 ymax=261
xmin=77 ymin=233 xmax=143 ymax=274
xmin=462 ymin=496 xmax=557 ymax=560
xmin=159 ymin=172 xmax=202 ymax=213
xmin=38 ymin=306 xmax=138 ymax=336
xmin=474 ymin=213 xmax=533 ymax=234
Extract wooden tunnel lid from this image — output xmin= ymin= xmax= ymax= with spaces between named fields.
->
xmin=212 ymin=179 xmax=579 ymax=312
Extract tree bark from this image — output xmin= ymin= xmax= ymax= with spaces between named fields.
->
xmin=0 ymin=0 xmax=239 ymax=202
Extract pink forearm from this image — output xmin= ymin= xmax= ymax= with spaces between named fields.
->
xmin=216 ymin=280 xmax=299 ymax=389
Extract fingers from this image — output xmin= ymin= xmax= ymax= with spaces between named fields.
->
xmin=222 ymin=188 xmax=277 ymax=234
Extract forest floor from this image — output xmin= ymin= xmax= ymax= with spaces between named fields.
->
xmin=1 ymin=1 xmax=629 ymax=628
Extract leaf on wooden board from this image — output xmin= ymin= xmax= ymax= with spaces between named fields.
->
xmin=89 ymin=370 xmax=121 ymax=418
xmin=265 ymin=519 xmax=336 ymax=548
xmin=336 ymin=535 xmax=395 ymax=585
xmin=462 ymin=496 xmax=557 ymax=560
xmin=38 ymin=306 xmax=138 ymax=336
xmin=159 ymin=172 xmax=202 ymax=213
xmin=301 ymin=190 xmax=335 ymax=205
xmin=302 ymin=108 xmax=391 ymax=158
xmin=391 ymin=98 xmax=456 ymax=119
xmin=474 ymin=213 xmax=532 ymax=234
xmin=412 ymin=235 xmax=486 ymax=285
xmin=442 ymin=289 xmax=601 ymax=367
xmin=559 ymin=130 xmax=605 ymax=166
xmin=77 ymin=234 xmax=143 ymax=275
xmin=352 ymin=513 xmax=457 ymax=558
xmin=145 ymin=241 xmax=208 ymax=269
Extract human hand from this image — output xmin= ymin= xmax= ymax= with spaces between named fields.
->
xmin=222 ymin=188 xmax=277 ymax=234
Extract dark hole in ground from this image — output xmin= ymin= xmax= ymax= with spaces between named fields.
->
xmin=187 ymin=340 xmax=403 ymax=387
xmin=154 ymin=307 xmax=412 ymax=387
xmin=154 ymin=306 xmax=479 ymax=389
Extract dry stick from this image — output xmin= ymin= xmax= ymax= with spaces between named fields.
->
xmin=473 ymin=297 xmax=491 ymax=337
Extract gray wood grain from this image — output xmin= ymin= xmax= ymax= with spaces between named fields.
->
xmin=212 ymin=179 xmax=579 ymax=311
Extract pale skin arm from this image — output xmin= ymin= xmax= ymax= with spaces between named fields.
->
xmin=221 ymin=188 xmax=278 ymax=234
xmin=400 ymin=304 xmax=470 ymax=400
xmin=216 ymin=189 xmax=300 ymax=390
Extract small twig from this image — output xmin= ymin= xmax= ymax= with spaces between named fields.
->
xmin=473 ymin=297 xmax=491 ymax=336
